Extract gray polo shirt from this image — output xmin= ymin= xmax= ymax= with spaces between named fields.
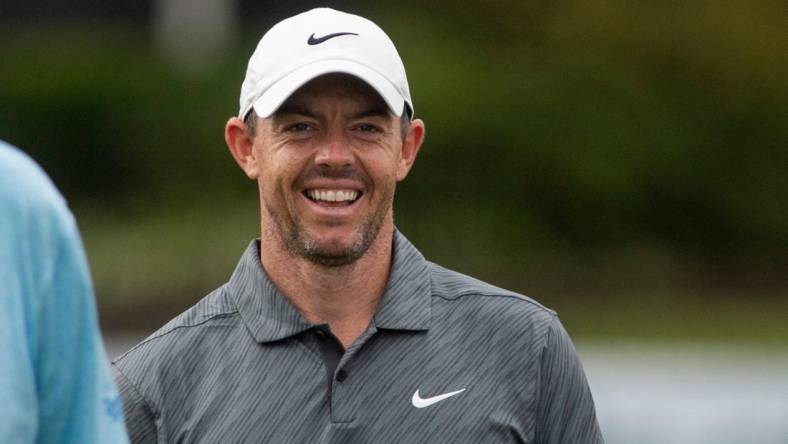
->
xmin=112 ymin=231 xmax=603 ymax=443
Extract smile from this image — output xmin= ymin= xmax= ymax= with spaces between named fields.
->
xmin=305 ymin=189 xmax=361 ymax=205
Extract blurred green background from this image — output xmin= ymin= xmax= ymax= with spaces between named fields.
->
xmin=1 ymin=0 xmax=786 ymax=342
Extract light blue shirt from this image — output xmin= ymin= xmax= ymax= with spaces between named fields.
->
xmin=0 ymin=141 xmax=129 ymax=443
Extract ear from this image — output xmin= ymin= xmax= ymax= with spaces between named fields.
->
xmin=396 ymin=118 xmax=425 ymax=181
xmin=225 ymin=116 xmax=260 ymax=179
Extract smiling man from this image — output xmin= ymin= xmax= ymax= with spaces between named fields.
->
xmin=112 ymin=8 xmax=603 ymax=443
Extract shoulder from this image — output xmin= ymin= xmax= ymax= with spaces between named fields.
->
xmin=428 ymin=261 xmax=555 ymax=315
xmin=427 ymin=261 xmax=558 ymax=342
xmin=0 ymin=142 xmax=78 ymax=259
xmin=113 ymin=285 xmax=240 ymax=371
xmin=0 ymin=142 xmax=71 ymax=226
xmin=111 ymin=284 xmax=244 ymax=425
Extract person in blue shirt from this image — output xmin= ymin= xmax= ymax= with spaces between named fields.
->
xmin=0 ymin=141 xmax=129 ymax=443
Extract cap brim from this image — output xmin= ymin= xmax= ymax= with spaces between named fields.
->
xmin=250 ymin=60 xmax=407 ymax=119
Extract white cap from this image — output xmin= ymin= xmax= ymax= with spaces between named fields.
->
xmin=238 ymin=8 xmax=413 ymax=120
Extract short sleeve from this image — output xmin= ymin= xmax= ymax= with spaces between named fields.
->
xmin=534 ymin=316 xmax=604 ymax=443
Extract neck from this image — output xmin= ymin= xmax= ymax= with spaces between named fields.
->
xmin=259 ymin=219 xmax=394 ymax=348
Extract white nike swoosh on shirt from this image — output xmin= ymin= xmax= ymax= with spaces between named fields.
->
xmin=411 ymin=388 xmax=466 ymax=408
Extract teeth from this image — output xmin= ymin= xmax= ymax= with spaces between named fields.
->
xmin=308 ymin=190 xmax=358 ymax=202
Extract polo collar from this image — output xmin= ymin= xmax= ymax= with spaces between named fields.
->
xmin=228 ymin=241 xmax=314 ymax=343
xmin=228 ymin=230 xmax=432 ymax=343
xmin=373 ymin=230 xmax=432 ymax=331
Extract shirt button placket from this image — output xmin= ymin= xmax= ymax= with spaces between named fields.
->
xmin=331 ymin=367 xmax=355 ymax=423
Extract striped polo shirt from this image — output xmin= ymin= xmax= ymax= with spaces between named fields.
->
xmin=112 ymin=231 xmax=603 ymax=443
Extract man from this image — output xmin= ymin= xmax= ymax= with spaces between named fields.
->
xmin=113 ymin=8 xmax=603 ymax=443
xmin=0 ymin=141 xmax=129 ymax=443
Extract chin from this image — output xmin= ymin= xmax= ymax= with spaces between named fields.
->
xmin=310 ymin=231 xmax=361 ymax=251
xmin=303 ymin=239 xmax=365 ymax=266
xmin=299 ymin=226 xmax=371 ymax=265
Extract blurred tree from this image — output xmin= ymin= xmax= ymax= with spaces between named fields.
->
xmin=0 ymin=0 xmax=785 ymax=316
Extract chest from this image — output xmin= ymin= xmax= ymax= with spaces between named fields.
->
xmin=158 ymin=330 xmax=537 ymax=443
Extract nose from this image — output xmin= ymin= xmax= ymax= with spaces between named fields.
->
xmin=314 ymin=131 xmax=354 ymax=168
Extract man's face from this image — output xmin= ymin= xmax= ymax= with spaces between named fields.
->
xmin=248 ymin=74 xmax=417 ymax=266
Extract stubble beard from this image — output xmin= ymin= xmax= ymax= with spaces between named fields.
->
xmin=265 ymin=186 xmax=393 ymax=267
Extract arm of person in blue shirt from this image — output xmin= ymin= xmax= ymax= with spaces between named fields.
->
xmin=0 ymin=142 xmax=129 ymax=443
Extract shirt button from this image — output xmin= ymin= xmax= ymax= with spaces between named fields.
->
xmin=336 ymin=369 xmax=348 ymax=382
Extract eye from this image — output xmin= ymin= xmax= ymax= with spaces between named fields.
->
xmin=286 ymin=122 xmax=315 ymax=132
xmin=355 ymin=123 xmax=382 ymax=133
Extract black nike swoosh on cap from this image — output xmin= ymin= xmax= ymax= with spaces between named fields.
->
xmin=307 ymin=32 xmax=359 ymax=45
